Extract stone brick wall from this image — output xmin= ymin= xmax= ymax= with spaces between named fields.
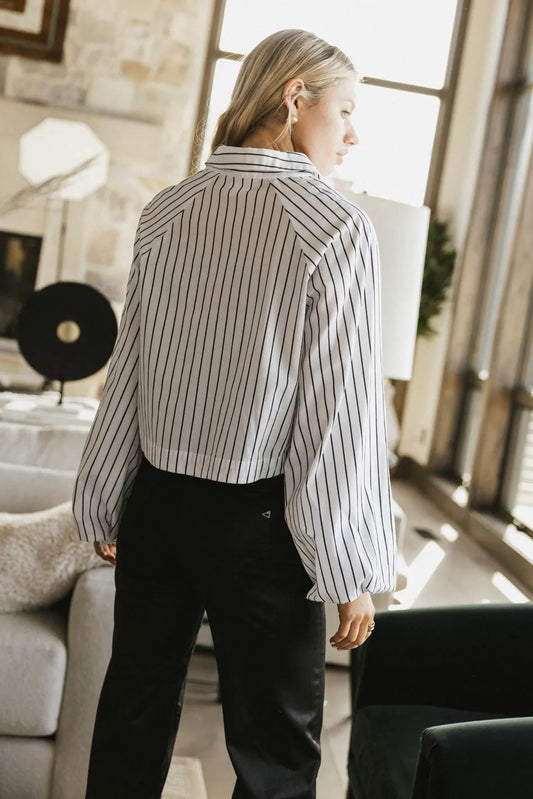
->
xmin=0 ymin=0 xmax=215 ymax=395
xmin=1 ymin=0 xmax=211 ymax=177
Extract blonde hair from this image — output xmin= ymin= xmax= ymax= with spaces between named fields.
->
xmin=209 ymin=29 xmax=358 ymax=153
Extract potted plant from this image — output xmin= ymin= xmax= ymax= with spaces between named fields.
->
xmin=417 ymin=217 xmax=456 ymax=339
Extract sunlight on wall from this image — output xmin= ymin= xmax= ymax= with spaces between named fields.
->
xmin=503 ymin=525 xmax=533 ymax=565
xmin=440 ymin=523 xmax=460 ymax=542
xmin=492 ymin=572 xmax=530 ymax=603
xmin=451 ymin=485 xmax=468 ymax=507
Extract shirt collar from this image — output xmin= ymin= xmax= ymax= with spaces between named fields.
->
xmin=205 ymin=144 xmax=321 ymax=179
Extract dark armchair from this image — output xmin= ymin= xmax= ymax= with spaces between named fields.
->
xmin=346 ymin=602 xmax=533 ymax=799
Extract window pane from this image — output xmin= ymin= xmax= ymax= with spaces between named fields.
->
xmin=454 ymin=387 xmax=483 ymax=487
xmin=501 ymin=408 xmax=533 ymax=532
xmin=220 ymin=0 xmax=459 ymax=89
xmin=201 ymin=61 xmax=438 ymax=206
xmin=525 ymin=24 xmax=533 ymax=82
xmin=331 ymin=84 xmax=440 ymax=205
xmin=472 ymin=89 xmax=533 ymax=373
xmin=200 ymin=58 xmax=242 ymax=163
xmin=523 ymin=323 xmax=533 ymax=388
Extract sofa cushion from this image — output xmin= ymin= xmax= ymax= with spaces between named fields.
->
xmin=0 ymin=735 xmax=56 ymax=799
xmin=0 ymin=609 xmax=67 ymax=736
xmin=348 ymin=704 xmax=510 ymax=799
xmin=0 ymin=501 xmax=103 ymax=612
xmin=0 ymin=420 xmax=89 ymax=471
xmin=0 ymin=462 xmax=77 ymax=513
xmin=51 ymin=568 xmax=116 ymax=799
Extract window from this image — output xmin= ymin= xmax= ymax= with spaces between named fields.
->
xmin=501 ymin=301 xmax=533 ymax=533
xmin=432 ymin=1 xmax=533 ymax=544
xmin=191 ymin=0 xmax=466 ymax=207
xmin=498 ymin=17 xmax=533 ymax=535
xmin=472 ymin=88 xmax=533 ymax=374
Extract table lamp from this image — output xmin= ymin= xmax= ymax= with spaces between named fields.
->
xmin=331 ymin=181 xmax=431 ymax=463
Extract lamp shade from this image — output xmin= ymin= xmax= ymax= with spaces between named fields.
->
xmin=19 ymin=118 xmax=109 ymax=201
xmin=336 ymin=188 xmax=430 ymax=381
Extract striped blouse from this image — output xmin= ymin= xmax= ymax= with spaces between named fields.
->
xmin=72 ymin=144 xmax=397 ymax=604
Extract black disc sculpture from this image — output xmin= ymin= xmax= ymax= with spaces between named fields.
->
xmin=16 ymin=281 xmax=117 ymax=403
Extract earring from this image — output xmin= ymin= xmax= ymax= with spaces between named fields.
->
xmin=291 ymin=115 xmax=297 ymax=123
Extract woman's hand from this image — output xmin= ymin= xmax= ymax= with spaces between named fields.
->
xmin=330 ymin=591 xmax=375 ymax=650
xmin=93 ymin=542 xmax=117 ymax=566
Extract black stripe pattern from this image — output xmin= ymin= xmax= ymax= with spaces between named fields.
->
xmin=72 ymin=145 xmax=398 ymax=603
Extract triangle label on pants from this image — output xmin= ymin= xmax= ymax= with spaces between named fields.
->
xmin=262 ymin=510 xmax=271 ymax=518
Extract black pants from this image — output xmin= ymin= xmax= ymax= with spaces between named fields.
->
xmin=84 ymin=453 xmax=326 ymax=799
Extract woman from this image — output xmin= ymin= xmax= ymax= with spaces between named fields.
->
xmin=73 ymin=28 xmax=397 ymax=799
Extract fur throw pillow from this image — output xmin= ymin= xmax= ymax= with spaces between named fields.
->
xmin=0 ymin=501 xmax=107 ymax=613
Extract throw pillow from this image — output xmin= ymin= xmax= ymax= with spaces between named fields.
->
xmin=0 ymin=501 xmax=107 ymax=613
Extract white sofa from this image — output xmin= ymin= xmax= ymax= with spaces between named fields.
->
xmin=0 ymin=569 xmax=116 ymax=799
xmin=0 ymin=405 xmax=409 ymax=798
xmin=0 ymin=416 xmax=116 ymax=799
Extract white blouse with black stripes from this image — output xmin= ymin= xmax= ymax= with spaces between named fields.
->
xmin=72 ymin=144 xmax=398 ymax=604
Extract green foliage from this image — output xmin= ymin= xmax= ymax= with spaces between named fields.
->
xmin=417 ymin=218 xmax=456 ymax=339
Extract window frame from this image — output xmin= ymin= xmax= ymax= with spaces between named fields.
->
xmin=187 ymin=0 xmax=470 ymax=212
xmin=428 ymin=0 xmax=533 ymax=541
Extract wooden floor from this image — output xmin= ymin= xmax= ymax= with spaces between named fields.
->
xmin=172 ymin=477 xmax=532 ymax=798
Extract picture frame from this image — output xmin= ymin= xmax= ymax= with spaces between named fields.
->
xmin=0 ymin=229 xmax=43 ymax=341
xmin=0 ymin=0 xmax=70 ymax=62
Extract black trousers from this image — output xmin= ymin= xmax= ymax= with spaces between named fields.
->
xmin=84 ymin=453 xmax=326 ymax=799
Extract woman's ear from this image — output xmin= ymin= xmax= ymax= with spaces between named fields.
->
xmin=284 ymin=78 xmax=304 ymax=112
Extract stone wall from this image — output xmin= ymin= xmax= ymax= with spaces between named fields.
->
xmin=0 ymin=0 xmax=215 ymax=396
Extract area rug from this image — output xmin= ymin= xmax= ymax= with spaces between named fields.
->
xmin=162 ymin=756 xmax=208 ymax=799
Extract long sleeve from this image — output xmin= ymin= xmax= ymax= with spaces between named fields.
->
xmin=72 ymin=222 xmax=143 ymax=543
xmin=283 ymin=206 xmax=398 ymax=603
